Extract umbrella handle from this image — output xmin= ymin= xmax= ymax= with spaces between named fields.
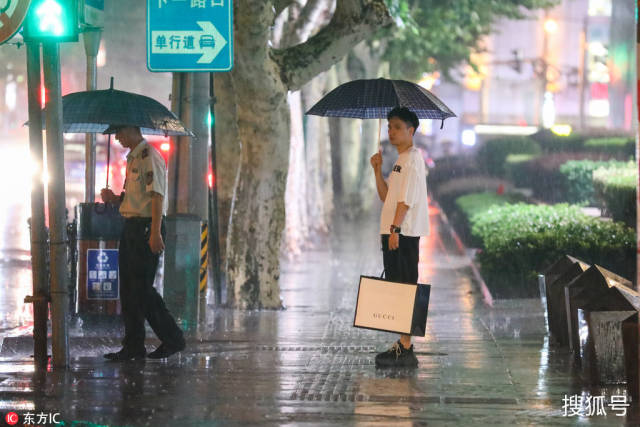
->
xmin=106 ymin=134 xmax=111 ymax=189
xmin=377 ymin=118 xmax=381 ymax=152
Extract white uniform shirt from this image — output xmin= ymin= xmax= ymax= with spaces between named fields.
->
xmin=380 ymin=147 xmax=429 ymax=236
xmin=119 ymin=140 xmax=168 ymax=218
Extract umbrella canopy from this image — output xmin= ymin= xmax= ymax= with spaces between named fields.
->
xmin=59 ymin=88 xmax=193 ymax=136
xmin=306 ymin=78 xmax=456 ymax=124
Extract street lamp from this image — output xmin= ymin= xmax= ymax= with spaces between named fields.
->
xmin=544 ymin=18 xmax=558 ymax=34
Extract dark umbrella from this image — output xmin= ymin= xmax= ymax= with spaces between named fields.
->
xmin=60 ymin=90 xmax=193 ymax=137
xmin=58 ymin=78 xmax=193 ymax=188
xmin=306 ymin=77 xmax=456 ymax=148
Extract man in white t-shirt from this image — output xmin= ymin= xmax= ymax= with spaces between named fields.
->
xmin=370 ymin=107 xmax=429 ymax=368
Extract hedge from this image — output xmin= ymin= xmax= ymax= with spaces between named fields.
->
xmin=468 ymin=203 xmax=636 ymax=298
xmin=533 ymin=131 xmax=584 ymax=153
xmin=559 ymin=159 xmax=628 ymax=205
xmin=453 ymin=192 xmax=525 ymax=247
xmin=531 ymin=129 xmax=634 ymax=157
xmin=505 ymin=152 xmax=618 ymax=203
xmin=505 ymin=154 xmax=540 ymax=188
xmin=584 ymin=137 xmax=635 ymax=157
xmin=593 ymin=163 xmax=637 ymax=227
xmin=434 ymin=176 xmax=513 ymax=214
xmin=476 ymin=136 xmax=541 ymax=177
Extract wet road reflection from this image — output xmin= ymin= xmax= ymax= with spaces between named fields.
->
xmin=0 ymin=197 xmax=636 ymax=425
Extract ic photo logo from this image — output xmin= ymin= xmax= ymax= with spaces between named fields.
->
xmin=4 ymin=412 xmax=18 ymax=426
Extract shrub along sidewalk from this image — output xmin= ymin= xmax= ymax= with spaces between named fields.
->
xmin=593 ymin=162 xmax=637 ymax=227
xmin=559 ymin=159 xmax=629 ymax=205
xmin=452 ymin=196 xmax=636 ymax=298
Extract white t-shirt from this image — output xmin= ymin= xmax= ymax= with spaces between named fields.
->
xmin=380 ymin=147 xmax=429 ymax=236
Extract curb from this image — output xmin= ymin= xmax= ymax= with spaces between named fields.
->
xmin=434 ymin=201 xmax=494 ymax=307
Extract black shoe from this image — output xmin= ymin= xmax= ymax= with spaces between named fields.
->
xmin=375 ymin=340 xmax=418 ymax=368
xmin=147 ymin=342 xmax=185 ymax=359
xmin=104 ymin=348 xmax=146 ymax=362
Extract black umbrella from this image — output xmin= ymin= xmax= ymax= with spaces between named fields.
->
xmin=60 ymin=89 xmax=193 ymax=137
xmin=57 ymin=78 xmax=193 ymax=188
xmin=306 ymin=78 xmax=456 ymax=148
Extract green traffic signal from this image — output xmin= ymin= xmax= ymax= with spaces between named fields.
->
xmin=23 ymin=0 xmax=79 ymax=42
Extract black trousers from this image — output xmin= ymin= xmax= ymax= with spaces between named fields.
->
xmin=119 ymin=217 xmax=184 ymax=352
xmin=381 ymin=234 xmax=420 ymax=284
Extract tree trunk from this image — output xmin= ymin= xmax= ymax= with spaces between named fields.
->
xmin=225 ymin=0 xmax=391 ymax=308
xmin=213 ymin=73 xmax=240 ymax=271
xmin=283 ymin=90 xmax=310 ymax=257
xmin=226 ymin=73 xmax=289 ymax=309
xmin=301 ymin=72 xmax=333 ymax=233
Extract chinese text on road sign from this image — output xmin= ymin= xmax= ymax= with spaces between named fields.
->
xmin=147 ymin=0 xmax=233 ymax=72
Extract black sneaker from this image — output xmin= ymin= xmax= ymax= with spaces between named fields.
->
xmin=147 ymin=342 xmax=186 ymax=359
xmin=375 ymin=340 xmax=418 ymax=368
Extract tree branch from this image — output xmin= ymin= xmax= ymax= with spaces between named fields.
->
xmin=274 ymin=0 xmax=295 ymax=17
xmin=271 ymin=0 xmax=392 ymax=91
xmin=291 ymin=0 xmax=333 ymax=43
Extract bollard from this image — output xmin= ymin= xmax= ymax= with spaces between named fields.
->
xmin=544 ymin=257 xmax=589 ymax=346
xmin=163 ymin=214 xmax=201 ymax=334
xmin=565 ymin=265 xmax=637 ymax=357
xmin=538 ymin=275 xmax=549 ymax=334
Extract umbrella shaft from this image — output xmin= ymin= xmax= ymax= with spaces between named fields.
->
xmin=106 ymin=134 xmax=111 ymax=188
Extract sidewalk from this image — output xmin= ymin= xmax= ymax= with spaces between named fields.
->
xmin=0 ymin=205 xmax=638 ymax=426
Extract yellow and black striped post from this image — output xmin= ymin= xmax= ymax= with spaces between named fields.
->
xmin=200 ymin=222 xmax=208 ymax=292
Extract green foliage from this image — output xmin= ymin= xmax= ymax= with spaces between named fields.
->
xmin=533 ymin=132 xmax=584 ymax=153
xmin=559 ymin=159 xmax=628 ymax=205
xmin=532 ymin=130 xmax=635 ymax=157
xmin=467 ymin=203 xmax=636 ymax=298
xmin=593 ymin=163 xmax=637 ymax=227
xmin=584 ymin=137 xmax=635 ymax=157
xmin=503 ymin=152 xmax=618 ymax=203
xmin=456 ymin=192 xmax=521 ymax=219
xmin=382 ymin=0 xmax=557 ymax=80
xmin=476 ymin=136 xmax=541 ymax=177
xmin=504 ymin=154 xmax=540 ymax=188
xmin=453 ymin=192 xmax=526 ymax=246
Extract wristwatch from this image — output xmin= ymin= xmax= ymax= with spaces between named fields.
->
xmin=389 ymin=225 xmax=401 ymax=234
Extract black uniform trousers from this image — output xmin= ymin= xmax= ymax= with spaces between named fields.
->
xmin=119 ymin=217 xmax=185 ymax=352
xmin=381 ymin=234 xmax=420 ymax=284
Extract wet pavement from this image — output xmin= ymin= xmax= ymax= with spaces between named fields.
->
xmin=1 ymin=204 xmax=639 ymax=426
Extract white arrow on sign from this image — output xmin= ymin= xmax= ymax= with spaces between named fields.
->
xmin=151 ymin=21 xmax=227 ymax=64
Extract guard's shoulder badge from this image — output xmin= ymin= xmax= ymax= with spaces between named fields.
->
xmin=141 ymin=148 xmax=149 ymax=159
xmin=146 ymin=171 xmax=154 ymax=185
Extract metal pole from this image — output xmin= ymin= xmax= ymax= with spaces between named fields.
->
xmin=42 ymin=41 xmax=69 ymax=369
xmin=82 ymin=29 xmax=102 ymax=202
xmin=209 ymin=73 xmax=222 ymax=305
xmin=177 ymin=74 xmax=193 ymax=213
xmin=168 ymin=73 xmax=182 ymax=215
xmin=26 ymin=42 xmax=49 ymax=369
xmin=578 ymin=17 xmax=588 ymax=131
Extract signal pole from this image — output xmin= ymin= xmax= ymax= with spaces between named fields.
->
xmin=42 ymin=41 xmax=70 ymax=368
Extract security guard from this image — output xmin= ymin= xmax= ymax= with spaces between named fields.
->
xmin=101 ymin=125 xmax=185 ymax=361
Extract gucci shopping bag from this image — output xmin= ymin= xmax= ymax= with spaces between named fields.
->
xmin=353 ymin=276 xmax=431 ymax=336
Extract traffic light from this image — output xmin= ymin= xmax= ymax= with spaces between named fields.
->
xmin=23 ymin=0 xmax=79 ymax=42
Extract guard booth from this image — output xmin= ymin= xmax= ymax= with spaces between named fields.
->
xmin=75 ymin=202 xmax=124 ymax=318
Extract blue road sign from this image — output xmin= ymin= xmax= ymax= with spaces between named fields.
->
xmin=147 ymin=0 xmax=233 ymax=72
xmin=87 ymin=249 xmax=119 ymax=300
